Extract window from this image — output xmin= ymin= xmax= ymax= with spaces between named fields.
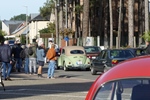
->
xmin=94 ymin=79 xmax=150 ymax=100
xmin=70 ymin=50 xmax=84 ymax=54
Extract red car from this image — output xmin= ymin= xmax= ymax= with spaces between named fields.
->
xmin=85 ymin=55 xmax=150 ymax=100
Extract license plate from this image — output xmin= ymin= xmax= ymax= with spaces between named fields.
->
xmin=77 ymin=60 xmax=82 ymax=65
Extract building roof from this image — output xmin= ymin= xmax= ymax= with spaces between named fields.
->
xmin=29 ymin=13 xmax=50 ymax=22
xmin=2 ymin=20 xmax=23 ymax=27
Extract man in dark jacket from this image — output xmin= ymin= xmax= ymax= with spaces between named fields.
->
xmin=0 ymin=40 xmax=12 ymax=80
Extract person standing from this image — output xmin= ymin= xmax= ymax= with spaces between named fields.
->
xmin=36 ymin=41 xmax=45 ymax=78
xmin=46 ymin=44 xmax=57 ymax=79
xmin=0 ymin=41 xmax=12 ymax=80
xmin=28 ymin=43 xmax=37 ymax=75
xmin=24 ymin=44 xmax=30 ymax=74
xmin=12 ymin=42 xmax=23 ymax=72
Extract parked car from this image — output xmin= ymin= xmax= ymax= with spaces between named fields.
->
xmin=83 ymin=46 xmax=101 ymax=60
xmin=90 ymin=49 xmax=135 ymax=75
xmin=126 ymin=48 xmax=146 ymax=56
xmin=57 ymin=46 xmax=91 ymax=71
xmin=85 ymin=55 xmax=150 ymax=100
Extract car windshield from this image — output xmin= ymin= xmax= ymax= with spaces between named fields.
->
xmin=70 ymin=50 xmax=84 ymax=54
xmin=94 ymin=78 xmax=150 ymax=100
xmin=84 ymin=47 xmax=101 ymax=53
xmin=110 ymin=50 xmax=134 ymax=58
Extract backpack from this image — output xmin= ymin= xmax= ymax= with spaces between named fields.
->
xmin=20 ymin=49 xmax=25 ymax=59
xmin=28 ymin=47 xmax=33 ymax=55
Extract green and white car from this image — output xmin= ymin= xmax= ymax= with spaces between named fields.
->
xmin=57 ymin=46 xmax=91 ymax=71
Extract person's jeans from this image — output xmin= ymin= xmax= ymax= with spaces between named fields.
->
xmin=24 ymin=58 xmax=29 ymax=74
xmin=29 ymin=58 xmax=37 ymax=73
xmin=15 ymin=58 xmax=22 ymax=72
xmin=2 ymin=62 xmax=12 ymax=79
xmin=48 ymin=60 xmax=56 ymax=78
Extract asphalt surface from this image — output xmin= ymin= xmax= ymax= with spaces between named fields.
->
xmin=0 ymin=64 xmax=99 ymax=100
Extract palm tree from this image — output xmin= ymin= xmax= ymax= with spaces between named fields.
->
xmin=82 ymin=0 xmax=89 ymax=46
xmin=109 ymin=0 xmax=113 ymax=49
xmin=118 ymin=0 xmax=122 ymax=48
xmin=145 ymin=0 xmax=149 ymax=32
xmin=128 ymin=0 xmax=134 ymax=47
xmin=104 ymin=0 xmax=109 ymax=49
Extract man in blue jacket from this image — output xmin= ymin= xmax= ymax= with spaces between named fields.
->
xmin=0 ymin=40 xmax=12 ymax=81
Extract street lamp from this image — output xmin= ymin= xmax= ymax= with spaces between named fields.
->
xmin=24 ymin=6 xmax=28 ymax=45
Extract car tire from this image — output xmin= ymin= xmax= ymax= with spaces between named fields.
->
xmin=91 ymin=67 xmax=97 ymax=75
xmin=63 ymin=62 xmax=68 ymax=71
xmin=103 ymin=67 xmax=108 ymax=73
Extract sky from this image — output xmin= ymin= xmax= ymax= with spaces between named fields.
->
xmin=0 ymin=0 xmax=46 ymax=20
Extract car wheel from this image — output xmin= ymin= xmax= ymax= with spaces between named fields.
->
xmin=63 ymin=62 xmax=68 ymax=71
xmin=103 ymin=67 xmax=108 ymax=73
xmin=91 ymin=67 xmax=97 ymax=75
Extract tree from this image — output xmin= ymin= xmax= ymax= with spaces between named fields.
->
xmin=104 ymin=0 xmax=109 ymax=49
xmin=40 ymin=0 xmax=55 ymax=17
xmin=0 ymin=30 xmax=5 ymax=43
xmin=82 ymin=0 xmax=89 ymax=46
xmin=128 ymin=0 xmax=134 ymax=47
xmin=145 ymin=0 xmax=149 ymax=32
xmin=10 ymin=14 xmax=27 ymax=21
xmin=109 ymin=0 xmax=113 ymax=49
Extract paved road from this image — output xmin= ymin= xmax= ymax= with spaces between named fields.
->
xmin=0 ymin=64 xmax=100 ymax=100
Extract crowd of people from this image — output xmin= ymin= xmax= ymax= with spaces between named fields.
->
xmin=0 ymin=39 xmax=58 ymax=81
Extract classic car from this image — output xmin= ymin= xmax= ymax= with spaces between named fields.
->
xmin=86 ymin=55 xmax=150 ymax=100
xmin=83 ymin=46 xmax=101 ymax=60
xmin=57 ymin=46 xmax=91 ymax=71
xmin=90 ymin=49 xmax=135 ymax=75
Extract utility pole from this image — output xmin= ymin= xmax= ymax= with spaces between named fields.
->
xmin=24 ymin=6 xmax=28 ymax=45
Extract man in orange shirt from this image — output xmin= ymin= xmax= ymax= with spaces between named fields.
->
xmin=46 ymin=44 xmax=57 ymax=79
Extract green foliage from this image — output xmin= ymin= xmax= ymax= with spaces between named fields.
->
xmin=75 ymin=5 xmax=83 ymax=14
xmin=40 ymin=0 xmax=55 ymax=17
xmin=20 ymin=35 xmax=26 ymax=44
xmin=10 ymin=14 xmax=27 ymax=21
xmin=39 ymin=22 xmax=55 ymax=35
xmin=0 ymin=30 xmax=5 ymax=43
xmin=0 ymin=20 xmax=2 ymax=29
xmin=142 ymin=31 xmax=150 ymax=42
xmin=59 ymin=28 xmax=75 ymax=36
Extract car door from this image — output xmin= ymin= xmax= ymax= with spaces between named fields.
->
xmin=92 ymin=50 xmax=107 ymax=71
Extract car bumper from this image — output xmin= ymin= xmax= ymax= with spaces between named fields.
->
xmin=67 ymin=64 xmax=91 ymax=69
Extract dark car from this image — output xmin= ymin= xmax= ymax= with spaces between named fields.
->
xmin=83 ymin=46 xmax=101 ymax=60
xmin=126 ymin=48 xmax=146 ymax=56
xmin=90 ymin=49 xmax=135 ymax=75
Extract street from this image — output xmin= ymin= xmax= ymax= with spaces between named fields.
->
xmin=0 ymin=64 xmax=100 ymax=100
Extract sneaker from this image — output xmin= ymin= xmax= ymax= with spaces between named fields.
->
xmin=47 ymin=77 xmax=50 ymax=79
xmin=51 ymin=77 xmax=55 ymax=79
